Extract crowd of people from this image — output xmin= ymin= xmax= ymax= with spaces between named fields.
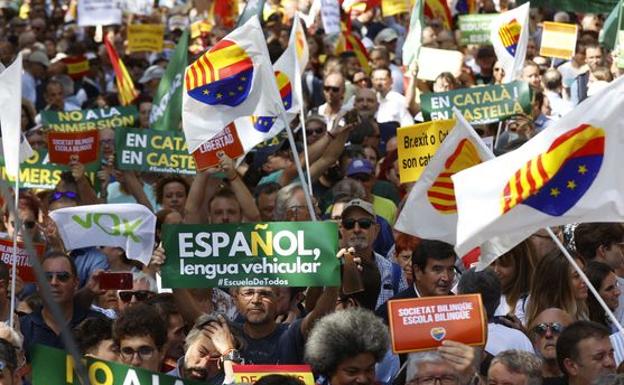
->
xmin=1 ymin=0 xmax=624 ymax=384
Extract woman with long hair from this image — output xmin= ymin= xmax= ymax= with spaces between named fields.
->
xmin=586 ymin=261 xmax=621 ymax=332
xmin=522 ymin=249 xmax=588 ymax=327
xmin=491 ymin=240 xmax=537 ymax=317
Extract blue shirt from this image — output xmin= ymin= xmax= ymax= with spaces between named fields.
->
xmin=70 ymin=247 xmax=110 ymax=288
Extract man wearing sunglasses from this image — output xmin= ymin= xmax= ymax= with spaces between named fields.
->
xmin=316 ymin=72 xmax=347 ymax=129
xmin=528 ymin=308 xmax=573 ymax=382
xmin=20 ymin=251 xmax=102 ymax=361
xmin=339 ymin=198 xmax=407 ymax=311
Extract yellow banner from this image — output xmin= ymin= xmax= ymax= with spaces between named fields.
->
xmin=382 ymin=0 xmax=410 ymax=16
xmin=397 ymin=119 xmax=456 ymax=183
xmin=539 ymin=21 xmax=578 ymax=60
xmin=127 ymin=24 xmax=165 ymax=53
xmin=233 ymin=365 xmax=315 ymax=385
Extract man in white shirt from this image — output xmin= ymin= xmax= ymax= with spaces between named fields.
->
xmin=316 ymin=71 xmax=348 ymax=129
xmin=371 ymin=67 xmax=413 ymax=127
xmin=543 ymin=68 xmax=572 ymax=119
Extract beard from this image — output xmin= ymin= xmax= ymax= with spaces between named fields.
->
xmin=346 ymin=234 xmax=369 ymax=251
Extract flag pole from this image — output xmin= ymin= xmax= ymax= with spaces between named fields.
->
xmin=299 ymin=110 xmax=314 ymax=196
xmin=280 ymin=111 xmax=317 ymax=221
xmin=546 ymin=227 xmax=624 ymax=335
xmin=9 ymin=176 xmax=18 ymax=329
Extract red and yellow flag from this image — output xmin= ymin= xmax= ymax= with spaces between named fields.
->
xmin=104 ymin=35 xmax=138 ymax=106
xmin=424 ymin=0 xmax=453 ymax=30
xmin=210 ymin=0 xmax=239 ymax=28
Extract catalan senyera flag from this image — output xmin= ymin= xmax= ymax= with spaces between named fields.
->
xmin=104 ymin=35 xmax=138 ymax=106
xmin=336 ymin=31 xmax=371 ymax=73
xmin=453 ymin=75 xmax=624 ymax=268
xmin=182 ymin=17 xmax=284 ymax=153
xmin=424 ymin=0 xmax=453 ymax=30
xmin=395 ymin=110 xmax=494 ymax=244
xmin=490 ymin=3 xmax=529 ymax=83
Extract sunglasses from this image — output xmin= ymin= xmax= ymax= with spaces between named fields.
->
xmin=306 ymin=127 xmax=325 ymax=135
xmin=532 ymin=322 xmax=565 ymax=336
xmin=118 ymin=290 xmax=153 ymax=303
xmin=45 ymin=271 xmax=72 ymax=283
xmin=323 ymin=85 xmax=341 ymax=93
xmin=50 ymin=191 xmax=78 ymax=203
xmin=341 ymin=218 xmax=374 ymax=230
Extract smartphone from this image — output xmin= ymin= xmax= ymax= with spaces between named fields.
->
xmin=98 ymin=272 xmax=133 ymax=290
xmin=344 ymin=110 xmax=361 ymax=125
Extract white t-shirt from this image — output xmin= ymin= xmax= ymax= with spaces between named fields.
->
xmin=376 ymin=91 xmax=414 ymax=127
xmin=485 ymin=322 xmax=535 ymax=356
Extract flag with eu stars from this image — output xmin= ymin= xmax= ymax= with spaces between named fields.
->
xmin=490 ymin=3 xmax=529 ymax=83
xmin=452 ymin=75 xmax=624 ymax=267
xmin=182 ymin=17 xmax=284 ymax=153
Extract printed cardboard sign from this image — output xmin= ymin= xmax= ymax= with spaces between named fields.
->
xmin=416 ymin=47 xmax=463 ymax=81
xmin=47 ymin=130 xmax=99 ymax=165
xmin=388 ymin=294 xmax=486 ymax=353
xmin=192 ymin=123 xmax=245 ymax=171
xmin=458 ymin=14 xmax=497 ymax=45
xmin=397 ymin=119 xmax=456 ymax=183
xmin=161 ymin=222 xmax=340 ymax=288
xmin=233 ymin=365 xmax=315 ymax=385
xmin=0 ymin=239 xmax=45 ymax=282
xmin=421 ymin=81 xmax=532 ymax=124
xmin=41 ymin=106 xmax=138 ymax=132
xmin=127 ymin=24 xmax=165 ymax=53
xmin=115 ymin=128 xmax=196 ymax=174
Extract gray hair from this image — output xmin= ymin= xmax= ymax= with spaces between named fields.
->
xmin=491 ymin=350 xmax=543 ymax=385
xmin=332 ymin=178 xmax=366 ymax=203
xmin=273 ymin=183 xmax=303 ymax=221
xmin=304 ymin=308 xmax=388 ymax=376
xmin=406 ymin=351 xmax=447 ymax=383
xmin=132 ymin=271 xmax=158 ymax=292
xmin=184 ymin=313 xmax=244 ymax=351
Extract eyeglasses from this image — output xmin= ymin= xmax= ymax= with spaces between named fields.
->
xmin=323 ymin=85 xmax=341 ymax=93
xmin=118 ymin=290 xmax=153 ymax=303
xmin=532 ymin=322 xmax=565 ymax=336
xmin=239 ymin=289 xmax=276 ymax=300
xmin=45 ymin=271 xmax=72 ymax=283
xmin=119 ymin=345 xmax=155 ymax=361
xmin=306 ymin=127 xmax=325 ymax=135
xmin=341 ymin=218 xmax=374 ymax=230
xmin=493 ymin=68 xmax=503 ymax=72
xmin=100 ymin=139 xmax=114 ymax=146
xmin=50 ymin=191 xmax=78 ymax=203
xmin=410 ymin=375 xmax=459 ymax=385
xmin=354 ymin=77 xmax=370 ymax=83
xmin=9 ymin=220 xmax=36 ymax=230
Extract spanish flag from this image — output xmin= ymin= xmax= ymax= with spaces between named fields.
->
xmin=335 ymin=32 xmax=371 ymax=73
xmin=424 ymin=0 xmax=453 ymax=30
xmin=104 ymin=35 xmax=138 ymax=106
xmin=210 ymin=0 xmax=239 ymax=28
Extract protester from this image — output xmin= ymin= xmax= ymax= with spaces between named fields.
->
xmin=528 ymin=308 xmax=574 ymax=383
xmin=487 ymin=350 xmax=542 ymax=385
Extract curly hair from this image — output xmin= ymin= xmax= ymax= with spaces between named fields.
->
xmin=154 ymin=176 xmax=190 ymax=205
xmin=304 ymin=308 xmax=388 ymax=376
xmin=74 ymin=317 xmax=114 ymax=355
xmin=113 ymin=303 xmax=168 ymax=350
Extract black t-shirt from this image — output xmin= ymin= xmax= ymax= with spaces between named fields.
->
xmin=543 ymin=377 xmax=567 ymax=385
xmin=238 ymin=318 xmax=305 ymax=364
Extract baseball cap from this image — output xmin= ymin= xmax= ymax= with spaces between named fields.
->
xmin=168 ymin=15 xmax=188 ymax=32
xmin=139 ymin=65 xmax=165 ymax=84
xmin=27 ymin=50 xmax=50 ymax=67
xmin=346 ymin=158 xmax=374 ymax=176
xmin=342 ymin=198 xmax=375 ymax=218
xmin=374 ymin=28 xmax=399 ymax=45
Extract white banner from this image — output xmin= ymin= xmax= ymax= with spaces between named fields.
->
xmin=78 ymin=0 xmax=122 ymax=27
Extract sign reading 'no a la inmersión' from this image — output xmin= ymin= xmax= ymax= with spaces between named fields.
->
xmin=161 ymin=222 xmax=340 ymax=288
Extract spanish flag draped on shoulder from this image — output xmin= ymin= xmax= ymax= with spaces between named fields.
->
xmin=182 ymin=17 xmax=284 ymax=153
xmin=395 ymin=110 xmax=493 ymax=244
xmin=453 ymin=76 xmax=624 ymax=267
xmin=104 ymin=34 xmax=138 ymax=106
xmin=490 ymin=3 xmax=529 ymax=83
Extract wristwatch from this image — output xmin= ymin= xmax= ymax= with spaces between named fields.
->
xmin=221 ymin=349 xmax=243 ymax=364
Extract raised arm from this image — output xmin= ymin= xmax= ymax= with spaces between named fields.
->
xmin=218 ymin=152 xmax=260 ymax=222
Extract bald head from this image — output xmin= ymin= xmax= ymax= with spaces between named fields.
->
xmin=530 ymin=308 xmax=574 ymax=363
xmin=532 ymin=308 xmax=574 ymax=329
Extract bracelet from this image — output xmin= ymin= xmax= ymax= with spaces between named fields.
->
xmin=326 ymin=131 xmax=336 ymax=140
xmin=226 ymin=173 xmax=239 ymax=182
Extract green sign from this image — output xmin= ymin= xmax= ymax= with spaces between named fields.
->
xmin=115 ymin=128 xmax=196 ymax=174
xmin=32 ymin=344 xmax=204 ymax=385
xmin=519 ymin=0 xmax=617 ymax=13
xmin=421 ymin=81 xmax=532 ymax=125
xmin=41 ymin=106 xmax=138 ymax=132
xmin=458 ymin=14 xmax=496 ymax=46
xmin=161 ymin=222 xmax=340 ymax=288
xmin=0 ymin=150 xmax=100 ymax=191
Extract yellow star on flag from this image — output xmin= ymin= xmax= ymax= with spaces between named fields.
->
xmin=550 ymin=188 xmax=560 ymax=197
xmin=567 ymin=180 xmax=577 ymax=190
xmin=578 ymin=165 xmax=588 ymax=175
